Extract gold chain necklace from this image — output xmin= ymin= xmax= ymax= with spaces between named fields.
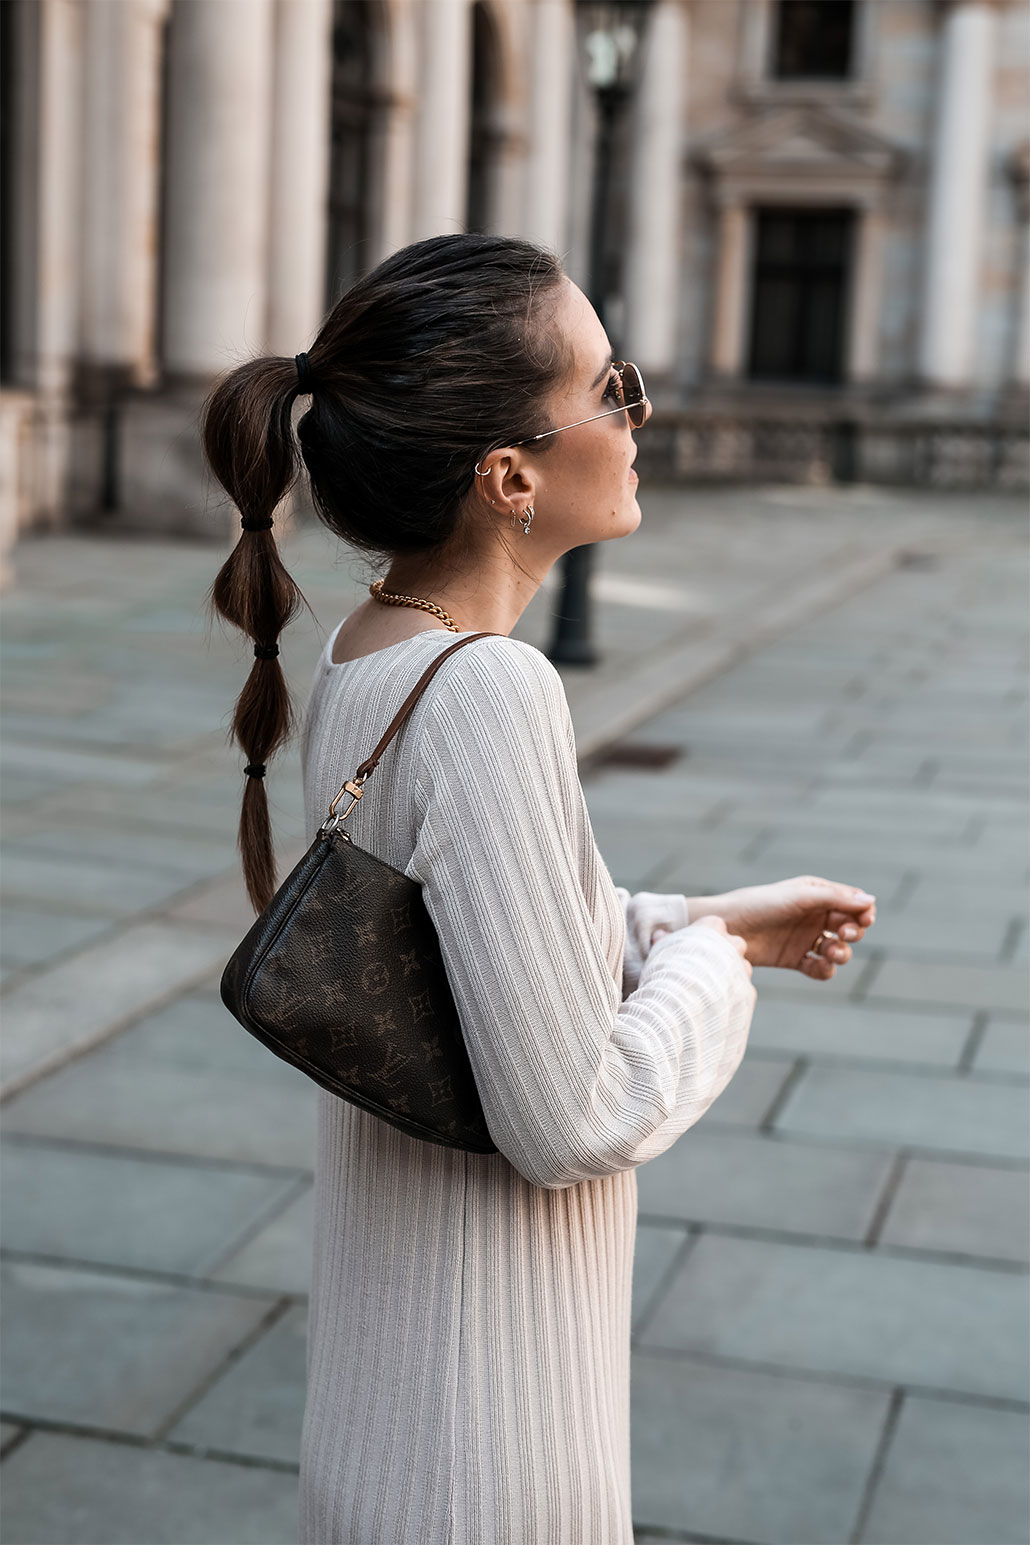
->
xmin=369 ymin=579 xmax=461 ymax=634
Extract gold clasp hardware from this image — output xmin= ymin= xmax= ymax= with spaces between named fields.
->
xmin=321 ymin=772 xmax=370 ymax=833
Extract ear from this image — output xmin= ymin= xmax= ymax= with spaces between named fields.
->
xmin=474 ymin=448 xmax=537 ymax=513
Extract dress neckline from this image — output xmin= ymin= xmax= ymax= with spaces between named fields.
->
xmin=321 ymin=619 xmax=479 ymax=670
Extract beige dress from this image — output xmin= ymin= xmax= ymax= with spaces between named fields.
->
xmin=298 ymin=624 xmax=757 ymax=1545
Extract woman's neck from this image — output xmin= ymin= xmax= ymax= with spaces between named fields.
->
xmin=379 ymin=540 xmax=549 ymax=638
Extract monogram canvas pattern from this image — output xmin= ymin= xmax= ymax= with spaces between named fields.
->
xmin=220 ymin=830 xmax=496 ymax=1153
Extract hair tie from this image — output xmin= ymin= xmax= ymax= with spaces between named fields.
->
xmin=295 ymin=352 xmax=316 ymax=394
xmin=241 ymin=516 xmax=274 ymax=532
xmin=244 ymin=763 xmax=267 ymax=779
xmin=253 ymin=643 xmax=279 ymax=660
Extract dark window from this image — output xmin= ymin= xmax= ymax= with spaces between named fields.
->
xmin=747 ymin=208 xmax=854 ymax=384
xmin=772 ymin=0 xmax=855 ymax=80
xmin=325 ymin=0 xmax=375 ymax=305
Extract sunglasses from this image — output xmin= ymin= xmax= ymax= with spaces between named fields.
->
xmin=475 ymin=361 xmax=649 ymax=476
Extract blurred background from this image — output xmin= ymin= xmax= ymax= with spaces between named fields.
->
xmin=1 ymin=3 xmax=1028 ymax=1544
xmin=1 ymin=0 xmax=1028 ymax=568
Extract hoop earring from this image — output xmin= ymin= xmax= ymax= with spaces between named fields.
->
xmin=474 ymin=459 xmax=491 ymax=477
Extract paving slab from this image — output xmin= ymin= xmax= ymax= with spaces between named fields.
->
xmin=0 ymin=845 xmax=208 ymax=917
xmin=714 ymin=799 xmax=975 ymax=841
xmin=631 ymin=1223 xmax=689 ymax=1334
xmin=974 ymin=1018 xmax=1030 ymax=1077
xmin=859 ymin=1396 xmax=1030 ymax=1545
xmin=0 ymin=907 xmax=115 ymax=972
xmin=0 ymin=1259 xmax=277 ymax=1437
xmin=641 ymin=1233 xmax=1029 ymax=1401
xmin=167 ymin=866 xmax=278 ymax=932
xmin=747 ymin=833 xmax=1025 ymax=888
xmin=774 ymin=1063 xmax=1030 ymax=1161
xmin=699 ymin=1053 xmax=795 ymax=1130
xmin=212 ymin=1186 xmax=315 ymax=1295
xmin=0 ymin=737 xmax=169 ymax=787
xmin=864 ymin=956 xmax=1030 ymax=1016
xmin=878 ymin=1157 xmax=1030 ymax=1263
xmin=636 ymin=1128 xmax=892 ymax=1242
xmin=1 ymin=1139 xmax=303 ymax=1277
xmin=0 ymin=1431 xmax=300 ymax=1545
xmin=902 ymin=874 xmax=1030 ymax=927
xmin=1 ymin=1045 xmax=318 ymax=1170
xmin=630 ymin=1351 xmax=889 ymax=1545
xmin=747 ymin=997 xmax=973 ymax=1070
xmin=0 ymin=919 xmax=240 ymax=1096
xmin=844 ymin=906 xmax=1015 ymax=961
xmin=99 ymin=989 xmax=303 ymax=1080
xmin=169 ymin=1303 xmax=307 ymax=1464
xmin=932 ymin=769 xmax=1030 ymax=797
xmin=751 ymin=957 xmax=862 ymax=1004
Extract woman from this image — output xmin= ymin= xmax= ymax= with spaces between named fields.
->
xmin=202 ymin=234 xmax=876 ymax=1545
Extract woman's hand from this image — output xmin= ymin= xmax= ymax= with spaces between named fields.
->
xmin=687 ymin=913 xmax=754 ymax=979
xmin=669 ymin=877 xmax=877 ymax=979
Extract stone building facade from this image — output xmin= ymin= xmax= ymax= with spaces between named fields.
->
xmin=1 ymin=0 xmax=1027 ymax=564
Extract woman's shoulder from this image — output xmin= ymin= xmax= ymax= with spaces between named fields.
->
xmin=433 ymin=632 xmax=565 ymax=705
xmin=421 ymin=632 xmax=573 ymax=747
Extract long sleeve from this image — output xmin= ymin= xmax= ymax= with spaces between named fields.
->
xmin=407 ymin=636 xmax=756 ymax=1190
xmin=614 ymin=888 xmax=692 ymax=996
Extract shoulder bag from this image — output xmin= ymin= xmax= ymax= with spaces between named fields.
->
xmin=219 ymin=631 xmax=502 ymax=1153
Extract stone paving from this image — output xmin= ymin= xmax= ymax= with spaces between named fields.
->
xmin=1 ymin=485 xmax=1027 ymax=1545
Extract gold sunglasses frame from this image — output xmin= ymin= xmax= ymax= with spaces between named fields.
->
xmin=475 ymin=361 xmax=649 ymax=477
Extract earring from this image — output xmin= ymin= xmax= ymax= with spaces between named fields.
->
xmin=520 ymin=504 xmax=534 ymax=537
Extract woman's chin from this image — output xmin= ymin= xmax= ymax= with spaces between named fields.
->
xmin=615 ymin=497 xmax=643 ymax=538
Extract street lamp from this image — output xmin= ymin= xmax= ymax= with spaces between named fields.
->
xmin=547 ymin=0 xmax=656 ymax=668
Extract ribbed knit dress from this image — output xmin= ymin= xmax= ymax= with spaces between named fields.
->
xmin=297 ymin=623 xmax=757 ymax=1545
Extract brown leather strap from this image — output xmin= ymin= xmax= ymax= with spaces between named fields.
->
xmin=353 ymin=631 xmax=502 ymax=783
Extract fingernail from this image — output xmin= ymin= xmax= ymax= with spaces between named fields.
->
xmin=855 ymin=891 xmax=875 ymax=902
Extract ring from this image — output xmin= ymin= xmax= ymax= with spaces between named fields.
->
xmin=806 ymin=929 xmax=838 ymax=961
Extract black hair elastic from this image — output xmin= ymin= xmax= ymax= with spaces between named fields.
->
xmin=240 ymin=516 xmax=274 ymax=532
xmin=253 ymin=644 xmax=279 ymax=660
xmin=244 ymin=763 xmax=267 ymax=779
xmin=295 ymin=352 xmax=316 ymax=394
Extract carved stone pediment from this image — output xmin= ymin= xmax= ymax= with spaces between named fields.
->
xmin=694 ymin=106 xmax=907 ymax=207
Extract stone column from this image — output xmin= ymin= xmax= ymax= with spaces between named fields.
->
xmin=373 ymin=0 xmax=418 ymax=261
xmin=35 ymin=0 xmax=81 ymax=401
xmin=162 ymin=0 xmax=276 ymax=376
xmin=522 ymin=0 xmax=574 ymax=251
xmin=709 ymin=201 xmax=750 ymax=378
xmin=266 ymin=0 xmax=334 ymax=355
xmin=35 ymin=0 xmax=82 ymax=527
xmin=624 ymin=0 xmax=686 ymax=383
xmin=81 ymin=0 xmax=169 ymax=388
xmin=847 ymin=206 xmax=887 ymax=383
xmin=918 ymin=0 xmax=997 ymax=388
xmin=411 ymin=0 xmax=473 ymax=241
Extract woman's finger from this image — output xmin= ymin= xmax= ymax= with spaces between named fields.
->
xmin=811 ymin=936 xmax=852 ymax=964
xmin=824 ymin=906 xmax=874 ymax=940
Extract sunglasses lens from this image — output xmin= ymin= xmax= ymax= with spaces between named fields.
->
xmin=622 ymin=363 xmax=646 ymax=428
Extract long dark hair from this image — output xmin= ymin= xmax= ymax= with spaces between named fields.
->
xmin=202 ymin=234 xmax=570 ymax=912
